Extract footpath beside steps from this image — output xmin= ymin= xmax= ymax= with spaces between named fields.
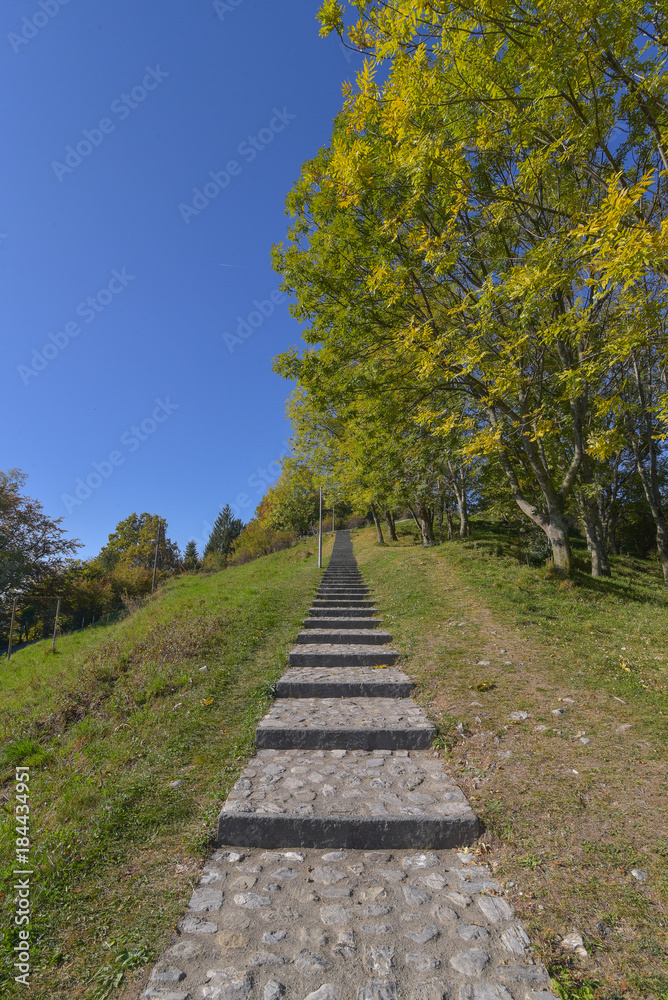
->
xmin=139 ymin=531 xmax=557 ymax=1000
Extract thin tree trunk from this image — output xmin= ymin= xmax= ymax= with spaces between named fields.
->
xmin=407 ymin=503 xmax=422 ymax=533
xmin=628 ymin=357 xmax=668 ymax=584
xmin=580 ymin=501 xmax=611 ymax=577
xmin=384 ymin=510 xmax=398 ymax=542
xmin=415 ymin=501 xmax=435 ymax=546
xmin=633 ymin=446 xmax=668 ymax=583
xmin=370 ymin=504 xmax=385 ymax=545
xmin=437 ymin=498 xmax=444 ymax=544
xmin=447 ymin=460 xmax=470 ymax=537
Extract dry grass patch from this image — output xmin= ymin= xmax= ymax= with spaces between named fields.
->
xmin=353 ymin=523 xmax=668 ymax=1000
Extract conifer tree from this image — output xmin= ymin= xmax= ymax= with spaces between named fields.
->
xmin=204 ymin=505 xmax=243 ymax=561
xmin=183 ymin=540 xmax=200 ymax=571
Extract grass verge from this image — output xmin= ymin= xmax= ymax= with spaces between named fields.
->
xmin=0 ymin=535 xmax=330 ymax=1000
xmin=352 ymin=520 xmax=668 ymax=1000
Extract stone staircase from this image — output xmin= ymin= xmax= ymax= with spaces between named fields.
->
xmin=140 ymin=531 xmax=557 ymax=1000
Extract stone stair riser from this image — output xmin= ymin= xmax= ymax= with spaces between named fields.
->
xmin=302 ymin=618 xmax=384 ymax=629
xmin=217 ymin=813 xmax=479 ymax=850
xmin=288 ymin=648 xmax=399 ymax=666
xmin=308 ymin=605 xmax=377 ymax=618
xmin=296 ymin=630 xmax=393 ymax=645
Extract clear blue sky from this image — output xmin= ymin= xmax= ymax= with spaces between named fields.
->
xmin=1 ymin=0 xmax=358 ymax=559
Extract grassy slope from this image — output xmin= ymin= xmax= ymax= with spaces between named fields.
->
xmin=0 ymin=535 xmax=331 ymax=1000
xmin=353 ymin=521 xmax=668 ymax=1000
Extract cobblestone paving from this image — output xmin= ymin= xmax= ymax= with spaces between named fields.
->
xmin=307 ymin=608 xmax=379 ymax=618
xmin=141 ymin=847 xmax=557 ymax=1000
xmin=259 ymin=700 xmax=427 ymax=729
xmin=288 ymin=645 xmax=399 ymax=667
xmin=276 ymin=667 xmax=413 ymax=699
xmin=297 ymin=630 xmax=394 ymax=645
xmin=219 ymin=750 xmax=471 ymax=821
xmin=301 ymin=619 xmax=385 ymax=630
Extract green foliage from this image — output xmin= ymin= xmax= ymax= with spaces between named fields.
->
xmin=183 ymin=539 xmax=200 ymax=571
xmin=203 ymin=504 xmax=243 ymax=563
xmin=273 ymin=0 xmax=668 ymax=580
xmin=96 ymin=513 xmax=180 ymax=572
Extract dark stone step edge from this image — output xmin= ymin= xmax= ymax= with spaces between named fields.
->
xmin=275 ymin=679 xmax=414 ymax=699
xmin=255 ymin=726 xmax=435 ymax=751
xmin=217 ymin=812 xmax=479 ymax=850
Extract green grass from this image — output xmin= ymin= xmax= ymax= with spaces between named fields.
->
xmin=351 ymin=519 xmax=668 ymax=1000
xmin=0 ymin=535 xmax=329 ymax=999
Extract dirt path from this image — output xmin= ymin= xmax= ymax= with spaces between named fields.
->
xmin=355 ymin=534 xmax=668 ymax=1000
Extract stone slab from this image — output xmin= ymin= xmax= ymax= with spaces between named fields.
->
xmin=276 ymin=667 xmax=414 ymax=699
xmin=302 ymin=619 xmax=385 ymax=630
xmin=296 ymin=630 xmax=393 ymax=646
xmin=289 ymin=645 xmax=399 ymax=667
xmin=312 ymin=599 xmax=376 ymax=607
xmin=317 ymin=587 xmax=370 ymax=593
xmin=217 ymin=749 xmax=479 ymax=851
xmin=256 ymin=698 xmax=434 ymax=750
xmin=308 ymin=607 xmax=379 ymax=618
xmin=144 ymin=845 xmax=556 ymax=1000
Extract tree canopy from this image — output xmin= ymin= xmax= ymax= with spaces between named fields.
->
xmin=270 ymin=0 xmax=668 ymax=578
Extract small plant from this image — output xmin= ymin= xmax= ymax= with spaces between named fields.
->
xmin=0 ymin=737 xmax=48 ymax=768
xmin=550 ymin=969 xmax=601 ymax=1000
xmin=90 ymin=945 xmax=153 ymax=1000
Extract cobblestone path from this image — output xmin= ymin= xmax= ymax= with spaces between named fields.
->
xmin=139 ymin=532 xmax=557 ymax=1000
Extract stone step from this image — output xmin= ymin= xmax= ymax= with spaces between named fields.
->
xmin=317 ymin=587 xmax=370 ymax=593
xmin=276 ymin=666 xmax=414 ymax=699
xmin=312 ymin=598 xmax=375 ymax=607
xmin=302 ymin=617 xmax=384 ymax=630
xmin=289 ymin=643 xmax=399 ymax=667
xmin=256 ymin=697 xmax=434 ymax=750
xmin=296 ymin=629 xmax=393 ymax=645
xmin=218 ymin=748 xmax=479 ymax=849
xmin=316 ymin=593 xmax=371 ymax=600
xmin=316 ymin=591 xmax=371 ymax=598
xmin=149 ymin=841 xmax=557 ymax=999
xmin=308 ymin=606 xmax=378 ymax=618
xmin=313 ymin=587 xmax=373 ymax=601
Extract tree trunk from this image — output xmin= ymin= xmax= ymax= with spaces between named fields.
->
xmin=633 ymin=446 xmax=668 ymax=584
xmin=605 ymin=513 xmax=619 ymax=555
xmin=581 ymin=504 xmax=611 ymax=577
xmin=407 ymin=503 xmax=422 ymax=533
xmin=545 ymin=512 xmax=573 ymax=573
xmin=447 ymin=460 xmax=470 ymax=537
xmin=437 ymin=499 xmax=444 ymax=544
xmin=384 ymin=510 xmax=398 ymax=542
xmin=459 ymin=492 xmax=469 ymax=538
xmin=415 ymin=501 xmax=435 ymax=546
xmin=370 ymin=504 xmax=385 ymax=545
xmin=494 ymin=431 xmax=574 ymax=574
